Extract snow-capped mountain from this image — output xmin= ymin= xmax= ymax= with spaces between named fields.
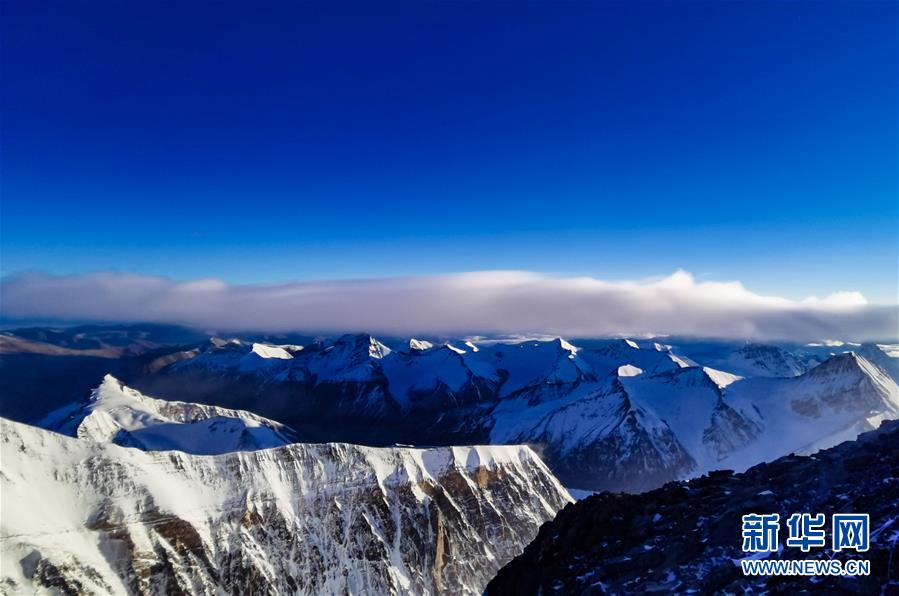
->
xmin=1 ymin=417 xmax=571 ymax=595
xmin=37 ymin=375 xmax=297 ymax=454
xmin=720 ymin=352 xmax=899 ymax=466
xmin=167 ymin=338 xmax=299 ymax=376
xmin=576 ymin=338 xmax=694 ymax=375
xmin=488 ymin=377 xmax=697 ymax=493
xmin=718 ymin=342 xmax=809 ymax=377
xmin=137 ymin=335 xmax=899 ymax=492
xmin=494 ymin=352 xmax=898 ymax=491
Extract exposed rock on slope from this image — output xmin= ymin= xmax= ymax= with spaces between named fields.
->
xmin=0 ymin=418 xmax=571 ymax=595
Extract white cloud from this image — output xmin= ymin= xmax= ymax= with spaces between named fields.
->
xmin=0 ymin=270 xmax=894 ymax=341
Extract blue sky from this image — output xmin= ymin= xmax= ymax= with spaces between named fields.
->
xmin=1 ymin=1 xmax=896 ymax=303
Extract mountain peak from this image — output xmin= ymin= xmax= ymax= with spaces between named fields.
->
xmin=92 ymin=374 xmax=143 ymax=405
xmin=408 ymin=338 xmax=434 ymax=351
xmin=701 ymin=366 xmax=742 ymax=389
xmin=553 ymin=337 xmax=579 ymax=355
xmin=40 ymin=377 xmax=297 ymax=454
xmin=806 ymin=351 xmax=868 ymax=379
xmin=334 ymin=334 xmax=392 ymax=359
xmin=249 ymin=343 xmax=293 ymax=360
xmin=98 ymin=372 xmax=123 ymax=391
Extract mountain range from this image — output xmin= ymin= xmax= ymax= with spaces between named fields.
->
xmin=125 ymin=334 xmax=899 ymax=492
xmin=2 ymin=328 xmax=897 ymax=493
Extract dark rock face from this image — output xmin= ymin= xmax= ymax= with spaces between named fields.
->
xmin=487 ymin=420 xmax=899 ymax=594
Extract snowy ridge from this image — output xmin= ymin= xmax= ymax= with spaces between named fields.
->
xmin=38 ymin=375 xmax=297 ymax=454
xmin=0 ymin=418 xmax=571 ymax=595
xmin=168 ymin=338 xmax=298 ymax=376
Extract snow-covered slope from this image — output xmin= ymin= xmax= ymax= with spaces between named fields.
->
xmin=711 ymin=342 xmax=808 ymax=377
xmin=488 ymin=378 xmax=695 ymax=493
xmin=487 ymin=353 xmax=898 ymax=491
xmin=0 ymin=418 xmax=571 ymax=595
xmin=168 ymin=338 xmax=298 ymax=376
xmin=577 ymin=338 xmax=693 ymax=376
xmin=37 ymin=375 xmax=297 ymax=454
xmin=856 ymin=342 xmax=899 ymax=383
xmin=720 ymin=352 xmax=899 ymax=468
xmin=381 ymin=345 xmax=482 ymax=410
xmin=619 ymin=366 xmax=756 ymax=471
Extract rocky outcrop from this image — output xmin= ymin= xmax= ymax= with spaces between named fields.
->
xmin=487 ymin=420 xmax=899 ymax=594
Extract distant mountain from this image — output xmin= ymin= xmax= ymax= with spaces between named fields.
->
xmin=146 ymin=335 xmax=899 ymax=492
xmin=721 ymin=342 xmax=809 ymax=377
xmin=489 ymin=351 xmax=897 ymax=491
xmin=0 ymin=325 xmax=212 ymax=423
xmin=662 ymin=339 xmax=812 ymax=377
xmin=38 ymin=375 xmax=297 ymax=454
xmin=0 ymin=323 xmax=207 ymax=355
xmin=0 ymin=417 xmax=571 ymax=595
xmin=487 ymin=419 xmax=899 ymax=594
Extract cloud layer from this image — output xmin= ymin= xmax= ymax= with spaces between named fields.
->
xmin=1 ymin=270 xmax=894 ymax=341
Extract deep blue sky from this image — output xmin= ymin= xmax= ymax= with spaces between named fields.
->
xmin=1 ymin=1 xmax=896 ymax=302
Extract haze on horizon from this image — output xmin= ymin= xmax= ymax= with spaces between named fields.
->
xmin=0 ymin=269 xmax=894 ymax=343
xmin=1 ymin=2 xmax=896 ymax=317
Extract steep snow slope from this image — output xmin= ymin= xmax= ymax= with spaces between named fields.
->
xmin=720 ymin=352 xmax=899 ymax=469
xmin=620 ymin=367 xmax=757 ymax=470
xmin=408 ymin=338 xmax=435 ymax=351
xmin=249 ymin=343 xmax=295 ymax=359
xmin=38 ymin=375 xmax=297 ymax=454
xmin=856 ymin=342 xmax=899 ymax=383
xmin=489 ymin=378 xmax=695 ymax=492
xmin=623 ymin=354 xmax=898 ymax=477
xmin=488 ymin=353 xmax=898 ymax=492
xmin=0 ymin=418 xmax=571 ymax=595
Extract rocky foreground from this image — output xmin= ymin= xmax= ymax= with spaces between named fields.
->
xmin=488 ymin=420 xmax=899 ymax=594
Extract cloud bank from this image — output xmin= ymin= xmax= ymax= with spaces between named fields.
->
xmin=0 ymin=270 xmax=894 ymax=341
